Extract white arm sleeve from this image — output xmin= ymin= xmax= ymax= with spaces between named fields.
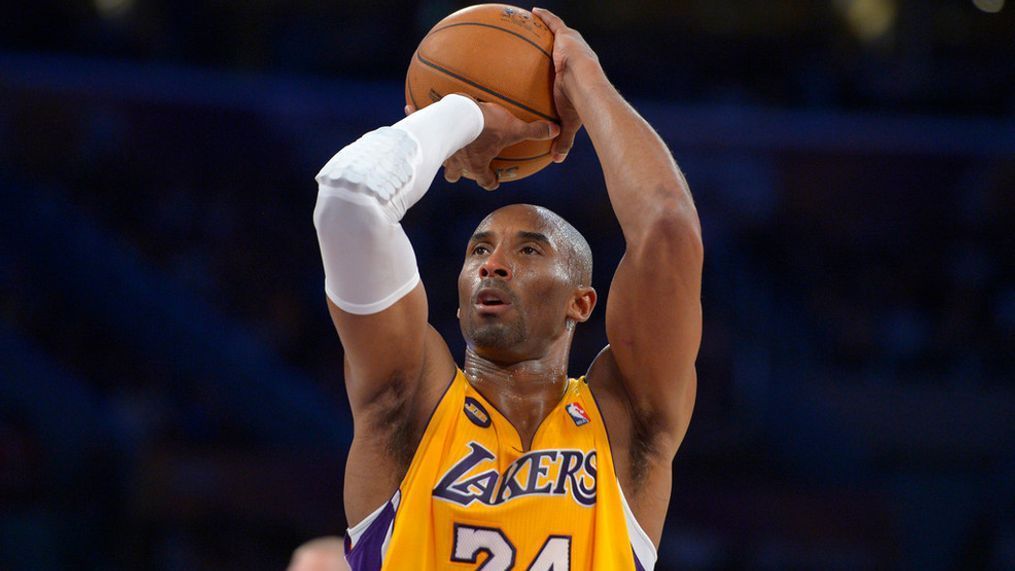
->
xmin=313 ymin=94 xmax=484 ymax=315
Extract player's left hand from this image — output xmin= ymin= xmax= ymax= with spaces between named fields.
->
xmin=404 ymin=99 xmax=559 ymax=191
xmin=533 ymin=7 xmax=600 ymax=164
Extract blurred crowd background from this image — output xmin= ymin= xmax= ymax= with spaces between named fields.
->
xmin=1 ymin=1 xmax=1013 ymax=569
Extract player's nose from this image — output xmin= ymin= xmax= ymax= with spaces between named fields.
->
xmin=478 ymin=251 xmax=512 ymax=280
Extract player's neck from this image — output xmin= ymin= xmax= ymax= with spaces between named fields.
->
xmin=463 ymin=347 xmax=569 ymax=394
xmin=463 ymin=343 xmax=571 ymax=450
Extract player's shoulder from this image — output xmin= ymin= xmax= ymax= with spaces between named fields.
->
xmin=584 ymin=345 xmax=633 ymax=443
xmin=585 ymin=345 xmax=626 ymax=398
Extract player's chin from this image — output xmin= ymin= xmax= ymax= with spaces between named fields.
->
xmin=466 ymin=321 xmax=524 ymax=351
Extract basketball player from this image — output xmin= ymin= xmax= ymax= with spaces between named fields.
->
xmin=313 ymin=8 xmax=700 ymax=570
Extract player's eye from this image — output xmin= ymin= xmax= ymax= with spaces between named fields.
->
xmin=521 ymin=246 xmax=540 ymax=255
xmin=472 ymin=245 xmax=490 ymax=255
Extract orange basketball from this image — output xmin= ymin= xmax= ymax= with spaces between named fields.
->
xmin=405 ymin=4 xmax=557 ymax=182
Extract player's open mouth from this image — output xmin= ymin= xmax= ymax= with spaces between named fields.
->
xmin=475 ymin=288 xmax=512 ymax=315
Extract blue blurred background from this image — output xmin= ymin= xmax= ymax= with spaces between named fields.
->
xmin=1 ymin=1 xmax=1013 ymax=569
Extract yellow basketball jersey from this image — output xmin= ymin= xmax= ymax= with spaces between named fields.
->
xmin=344 ymin=369 xmax=657 ymax=570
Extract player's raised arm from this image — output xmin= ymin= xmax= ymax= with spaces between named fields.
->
xmin=535 ymin=8 xmax=703 ymax=453
xmin=314 ymin=94 xmax=478 ymax=414
xmin=313 ymin=95 xmax=559 ymax=413
xmin=314 ymin=94 xmax=559 ymax=525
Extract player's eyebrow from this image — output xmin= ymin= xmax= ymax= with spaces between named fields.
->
xmin=468 ymin=230 xmax=552 ymax=248
xmin=516 ymin=231 xmax=551 ymax=246
xmin=469 ymin=231 xmax=494 ymax=244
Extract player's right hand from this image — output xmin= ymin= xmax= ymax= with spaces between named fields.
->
xmin=404 ymin=99 xmax=559 ymax=191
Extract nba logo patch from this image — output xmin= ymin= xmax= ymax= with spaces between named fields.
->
xmin=464 ymin=397 xmax=491 ymax=428
xmin=566 ymin=402 xmax=590 ymax=426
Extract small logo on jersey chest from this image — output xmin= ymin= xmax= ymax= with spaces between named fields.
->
xmin=464 ymin=397 xmax=491 ymax=428
xmin=566 ymin=402 xmax=590 ymax=426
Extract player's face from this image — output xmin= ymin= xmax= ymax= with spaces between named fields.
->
xmin=458 ymin=207 xmax=576 ymax=361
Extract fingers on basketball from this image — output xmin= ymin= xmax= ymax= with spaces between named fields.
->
xmin=477 ymin=168 xmax=500 ymax=191
xmin=552 ymin=120 xmax=579 ymax=161
xmin=509 ymin=119 xmax=559 ymax=146
xmin=532 ymin=7 xmax=566 ymax=31
xmin=443 ymin=160 xmax=462 ymax=183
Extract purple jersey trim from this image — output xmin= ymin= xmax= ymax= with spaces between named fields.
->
xmin=633 ymin=546 xmax=646 ymax=570
xmin=345 ymin=499 xmax=396 ymax=571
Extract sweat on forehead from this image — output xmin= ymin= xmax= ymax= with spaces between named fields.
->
xmin=473 ymin=204 xmax=593 ymax=286
xmin=476 ymin=204 xmax=562 ymax=233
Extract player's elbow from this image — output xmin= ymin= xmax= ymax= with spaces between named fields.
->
xmin=315 ymin=187 xmax=356 ymax=228
xmin=314 ymin=188 xmax=389 ymax=240
xmin=312 ymin=189 xmax=337 ymax=232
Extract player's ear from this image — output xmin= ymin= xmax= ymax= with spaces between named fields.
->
xmin=567 ymin=286 xmax=597 ymax=323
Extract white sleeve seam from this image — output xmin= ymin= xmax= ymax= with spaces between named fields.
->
xmin=325 ymin=272 xmax=420 ymax=315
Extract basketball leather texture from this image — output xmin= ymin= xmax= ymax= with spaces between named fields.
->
xmin=406 ymin=4 xmax=557 ymax=182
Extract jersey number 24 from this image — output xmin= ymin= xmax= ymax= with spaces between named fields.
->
xmin=452 ymin=524 xmax=570 ymax=570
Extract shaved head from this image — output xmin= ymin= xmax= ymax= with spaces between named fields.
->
xmin=478 ymin=204 xmax=593 ymax=287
